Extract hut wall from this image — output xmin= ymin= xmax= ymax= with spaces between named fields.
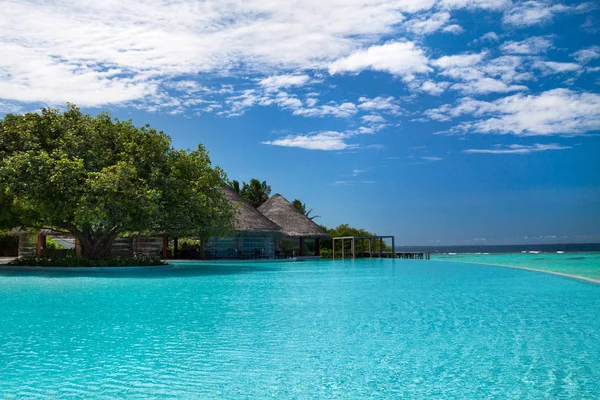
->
xmin=134 ymin=236 xmax=162 ymax=257
xmin=206 ymin=236 xmax=276 ymax=259
xmin=17 ymin=234 xmax=37 ymax=258
xmin=111 ymin=237 xmax=134 ymax=257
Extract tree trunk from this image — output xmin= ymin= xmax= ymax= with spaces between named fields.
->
xmin=72 ymin=226 xmax=119 ymax=260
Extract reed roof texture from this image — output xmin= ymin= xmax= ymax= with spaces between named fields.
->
xmin=258 ymin=194 xmax=330 ymax=239
xmin=7 ymin=228 xmax=71 ymax=237
xmin=222 ymin=187 xmax=283 ymax=235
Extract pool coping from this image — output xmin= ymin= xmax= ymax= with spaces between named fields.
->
xmin=432 ymin=259 xmax=600 ymax=285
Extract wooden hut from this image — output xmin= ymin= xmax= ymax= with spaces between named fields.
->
xmin=258 ymin=194 xmax=330 ymax=257
xmin=7 ymin=228 xmax=73 ymax=258
xmin=202 ymin=188 xmax=283 ymax=259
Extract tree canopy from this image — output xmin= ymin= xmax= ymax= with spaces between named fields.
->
xmin=228 ymin=178 xmax=271 ymax=207
xmin=292 ymin=199 xmax=319 ymax=220
xmin=0 ymin=105 xmax=233 ymax=259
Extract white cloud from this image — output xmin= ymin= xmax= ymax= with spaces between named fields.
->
xmin=480 ymin=32 xmax=500 ymax=42
xmin=405 ymin=12 xmax=451 ymax=35
xmin=532 ymin=61 xmax=581 ymax=75
xmin=358 ymin=96 xmax=402 ymax=115
xmin=442 ymin=24 xmax=465 ymax=34
xmin=439 ymin=0 xmax=509 ymax=10
xmin=421 ymin=80 xmax=450 ymax=95
xmin=571 ymin=46 xmax=600 ymax=63
xmin=328 ymin=41 xmax=431 ymax=80
xmin=361 ymin=114 xmax=386 ymax=123
xmin=0 ymin=0 xmax=422 ymax=108
xmin=434 ymin=53 xmax=530 ymax=95
xmin=429 ymin=89 xmax=600 ymax=136
xmin=259 ymin=74 xmax=311 ymax=91
xmin=0 ymin=101 xmax=24 ymax=114
xmin=332 ymin=180 xmax=376 ymax=185
xmin=421 ymin=156 xmax=443 ymax=161
xmin=434 ymin=52 xmax=487 ymax=68
xmin=292 ymin=102 xmax=358 ymax=118
xmin=451 ymin=79 xmax=528 ymax=94
xmin=352 ymin=168 xmax=372 ymax=176
xmin=500 ymin=36 xmax=553 ymax=54
xmin=262 ymin=131 xmax=356 ymax=151
xmin=503 ymin=1 xmax=570 ymax=27
xmin=464 ymin=143 xmax=572 ymax=154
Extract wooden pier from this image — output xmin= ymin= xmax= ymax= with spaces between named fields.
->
xmin=395 ymin=252 xmax=430 ymax=260
xmin=332 ymin=236 xmax=430 ymax=260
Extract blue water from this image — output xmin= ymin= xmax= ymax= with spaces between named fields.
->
xmin=1 ymin=259 xmax=599 ymax=398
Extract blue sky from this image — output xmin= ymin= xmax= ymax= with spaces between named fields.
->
xmin=1 ymin=0 xmax=599 ymax=245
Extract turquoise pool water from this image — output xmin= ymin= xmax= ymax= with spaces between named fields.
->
xmin=433 ymin=252 xmax=600 ymax=280
xmin=1 ymin=259 xmax=599 ymax=398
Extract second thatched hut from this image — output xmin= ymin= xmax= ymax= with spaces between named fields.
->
xmin=258 ymin=194 xmax=330 ymax=256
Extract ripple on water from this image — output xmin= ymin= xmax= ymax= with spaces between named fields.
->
xmin=0 ymin=260 xmax=599 ymax=398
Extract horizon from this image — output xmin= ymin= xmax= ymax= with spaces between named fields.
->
xmin=1 ymin=0 xmax=599 ymax=245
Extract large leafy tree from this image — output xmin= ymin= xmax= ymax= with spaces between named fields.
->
xmin=0 ymin=105 xmax=233 ymax=259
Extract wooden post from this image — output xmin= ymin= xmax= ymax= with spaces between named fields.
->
xmin=315 ymin=238 xmax=320 ymax=256
xmin=380 ymin=238 xmax=383 ymax=258
xmin=74 ymin=237 xmax=81 ymax=256
xmin=299 ymin=238 xmax=305 ymax=257
xmin=173 ymin=237 xmax=179 ymax=259
xmin=36 ymin=234 xmax=46 ymax=257
xmin=341 ymin=238 xmax=344 ymax=260
xmin=392 ymin=237 xmax=395 ymax=258
xmin=161 ymin=233 xmax=168 ymax=259
xmin=351 ymin=237 xmax=356 ymax=259
xmin=332 ymin=238 xmax=335 ymax=259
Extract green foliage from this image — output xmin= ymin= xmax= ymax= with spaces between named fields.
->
xmin=236 ymin=178 xmax=271 ymax=207
xmin=319 ymin=224 xmax=392 ymax=258
xmin=292 ymin=199 xmax=306 ymax=214
xmin=0 ymin=104 xmax=234 ymax=259
xmin=9 ymin=254 xmax=165 ymax=267
xmin=46 ymin=236 xmax=64 ymax=249
xmin=292 ymin=198 xmax=319 ymax=220
xmin=228 ymin=180 xmax=241 ymax=194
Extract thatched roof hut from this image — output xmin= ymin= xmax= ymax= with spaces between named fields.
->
xmin=258 ymin=194 xmax=330 ymax=239
xmin=7 ymin=228 xmax=71 ymax=237
xmin=222 ymin=188 xmax=283 ymax=236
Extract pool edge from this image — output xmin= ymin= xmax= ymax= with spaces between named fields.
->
xmin=432 ymin=259 xmax=600 ymax=285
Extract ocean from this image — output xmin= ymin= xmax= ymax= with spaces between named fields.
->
xmin=394 ymin=243 xmax=600 ymax=281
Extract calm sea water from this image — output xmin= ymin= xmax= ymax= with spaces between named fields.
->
xmin=1 ymin=260 xmax=599 ymax=398
xmin=433 ymin=252 xmax=600 ymax=280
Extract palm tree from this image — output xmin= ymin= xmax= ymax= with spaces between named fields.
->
xmin=292 ymin=199 xmax=320 ymax=220
xmin=240 ymin=179 xmax=271 ymax=207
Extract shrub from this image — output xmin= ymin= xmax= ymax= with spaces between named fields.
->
xmin=9 ymin=254 xmax=166 ymax=267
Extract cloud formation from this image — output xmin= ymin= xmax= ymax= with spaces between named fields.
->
xmin=328 ymin=41 xmax=431 ymax=80
xmin=429 ymin=89 xmax=600 ymax=136
xmin=464 ymin=143 xmax=572 ymax=154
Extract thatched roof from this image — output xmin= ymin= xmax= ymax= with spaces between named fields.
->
xmin=7 ymin=228 xmax=72 ymax=237
xmin=222 ymin=188 xmax=283 ymax=236
xmin=258 ymin=194 xmax=330 ymax=239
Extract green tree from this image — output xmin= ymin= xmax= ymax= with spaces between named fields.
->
xmin=0 ymin=105 xmax=234 ymax=259
xmin=228 ymin=180 xmax=241 ymax=194
xmin=318 ymin=224 xmax=391 ymax=257
xmin=292 ymin=199 xmax=320 ymax=220
xmin=240 ymin=178 xmax=271 ymax=207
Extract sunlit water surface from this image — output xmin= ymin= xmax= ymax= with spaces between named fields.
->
xmin=433 ymin=252 xmax=600 ymax=280
xmin=1 ymin=259 xmax=599 ymax=398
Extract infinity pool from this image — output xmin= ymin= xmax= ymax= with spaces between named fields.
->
xmin=1 ymin=260 xmax=599 ymax=398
